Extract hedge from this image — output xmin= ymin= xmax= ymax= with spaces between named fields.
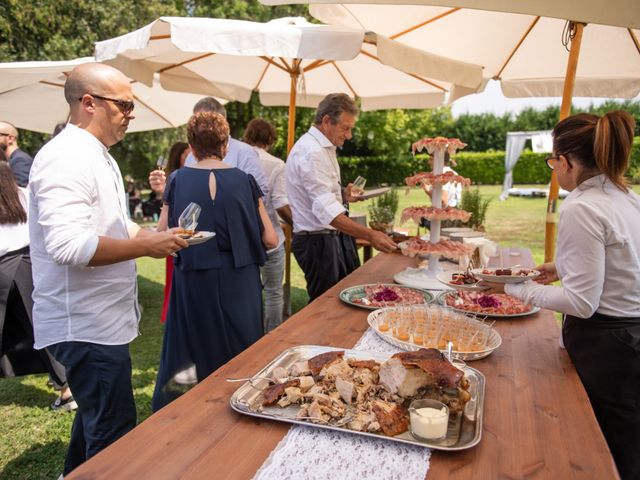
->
xmin=338 ymin=137 xmax=640 ymax=186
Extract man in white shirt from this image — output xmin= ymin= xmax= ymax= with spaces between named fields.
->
xmin=29 ymin=63 xmax=187 ymax=476
xmin=286 ymin=93 xmax=397 ymax=301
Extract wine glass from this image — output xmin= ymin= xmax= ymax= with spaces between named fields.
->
xmin=178 ymin=202 xmax=201 ymax=234
xmin=351 ymin=176 xmax=367 ymax=196
xmin=156 ymin=155 xmax=168 ymax=171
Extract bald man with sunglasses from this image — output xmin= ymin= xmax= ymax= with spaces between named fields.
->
xmin=28 ymin=63 xmax=188 ymax=476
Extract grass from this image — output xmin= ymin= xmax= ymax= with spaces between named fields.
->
xmin=2 ymin=184 xmax=638 ymax=479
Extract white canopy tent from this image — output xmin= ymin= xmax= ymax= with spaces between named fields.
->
xmin=500 ymin=130 xmax=552 ymax=200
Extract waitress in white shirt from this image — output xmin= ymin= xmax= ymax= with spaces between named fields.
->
xmin=482 ymin=111 xmax=640 ymax=480
xmin=0 ymin=162 xmax=74 ymax=410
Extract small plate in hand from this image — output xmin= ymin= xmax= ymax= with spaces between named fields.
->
xmin=358 ymin=187 xmax=391 ymax=200
xmin=436 ymin=272 xmax=489 ymax=292
xmin=183 ymin=231 xmax=215 ymax=245
xmin=471 ymin=268 xmax=540 ymax=284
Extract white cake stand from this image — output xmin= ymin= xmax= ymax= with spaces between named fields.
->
xmin=394 ymin=143 xmax=455 ymax=291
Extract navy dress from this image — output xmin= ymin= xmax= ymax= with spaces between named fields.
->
xmin=152 ymin=166 xmax=266 ymax=411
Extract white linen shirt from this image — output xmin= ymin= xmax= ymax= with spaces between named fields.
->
xmin=255 ymin=147 xmax=288 ymax=251
xmin=184 ymin=137 xmax=269 ymax=197
xmin=285 ymin=126 xmax=346 ymax=233
xmin=0 ymin=187 xmax=29 ymax=256
xmin=29 ymin=124 xmax=140 ymax=349
xmin=506 ymin=174 xmax=640 ymax=318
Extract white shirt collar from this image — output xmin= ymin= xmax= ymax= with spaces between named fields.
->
xmin=308 ymin=126 xmax=336 ymax=150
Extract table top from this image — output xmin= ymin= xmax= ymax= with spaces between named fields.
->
xmin=67 ymin=249 xmax=619 ymax=479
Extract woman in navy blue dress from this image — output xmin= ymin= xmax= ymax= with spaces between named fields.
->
xmin=153 ymin=112 xmax=277 ymax=411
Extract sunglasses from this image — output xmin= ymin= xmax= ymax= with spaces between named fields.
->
xmin=80 ymin=93 xmax=135 ymax=115
xmin=545 ymin=154 xmax=572 ymax=170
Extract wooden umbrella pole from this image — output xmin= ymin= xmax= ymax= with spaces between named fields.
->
xmin=544 ymin=21 xmax=585 ymax=262
xmin=287 ymin=65 xmax=300 ymax=154
xmin=283 ymin=61 xmax=301 ymax=318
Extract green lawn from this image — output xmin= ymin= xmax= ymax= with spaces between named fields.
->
xmin=2 ymin=184 xmax=637 ymax=479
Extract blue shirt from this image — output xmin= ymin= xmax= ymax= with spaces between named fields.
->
xmin=9 ymin=148 xmax=34 ymax=187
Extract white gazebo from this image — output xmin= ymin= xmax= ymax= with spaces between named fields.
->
xmin=499 ymin=130 xmax=552 ymax=200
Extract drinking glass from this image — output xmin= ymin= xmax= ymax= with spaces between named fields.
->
xmin=178 ymin=202 xmax=201 ymax=233
xmin=156 ymin=155 xmax=168 ymax=171
xmin=351 ymin=176 xmax=367 ymax=196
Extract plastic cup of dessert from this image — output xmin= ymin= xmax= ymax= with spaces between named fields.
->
xmin=409 ymin=399 xmax=449 ymax=441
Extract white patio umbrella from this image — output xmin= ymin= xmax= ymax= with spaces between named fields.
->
xmin=94 ymin=16 xmax=484 ymax=152
xmin=0 ymin=57 xmax=219 ymax=134
xmin=261 ymin=0 xmax=640 ymax=29
xmin=265 ymin=2 xmax=640 ymax=261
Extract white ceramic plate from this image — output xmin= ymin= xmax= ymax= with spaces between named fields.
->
xmin=182 ymin=231 xmax=215 ymax=245
xmin=436 ymin=272 xmax=489 ymax=292
xmin=339 ymin=284 xmax=434 ymax=310
xmin=470 ymin=268 xmax=540 ymax=284
xmin=436 ymin=291 xmax=541 ymax=318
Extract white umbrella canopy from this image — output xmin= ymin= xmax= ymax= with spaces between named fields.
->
xmin=260 ymin=0 xmax=640 ymax=29
xmin=280 ymin=2 xmax=640 ymax=261
xmin=0 ymin=57 xmax=216 ymax=134
xmin=94 ymin=16 xmax=484 ymax=151
xmin=306 ymin=5 xmax=640 ymax=101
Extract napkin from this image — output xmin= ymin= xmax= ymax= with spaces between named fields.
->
xmin=463 ymin=237 xmax=498 ymax=268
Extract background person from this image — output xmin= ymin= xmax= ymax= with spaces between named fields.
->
xmin=0 ymin=162 xmax=76 ymax=412
xmin=152 ymin=112 xmax=276 ymax=411
xmin=149 ymin=98 xmax=269 ymax=198
xmin=285 ymin=93 xmax=397 ymax=301
xmin=243 ymin=118 xmax=292 ymax=333
xmin=481 ymin=111 xmax=640 ymax=480
xmin=0 ymin=121 xmax=33 ymax=187
xmin=157 ymin=142 xmax=190 ymax=324
xmin=29 ymin=63 xmax=186 ymax=476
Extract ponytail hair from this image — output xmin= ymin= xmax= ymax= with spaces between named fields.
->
xmin=552 ymin=111 xmax=635 ymax=192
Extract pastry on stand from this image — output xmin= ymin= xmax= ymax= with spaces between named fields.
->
xmin=394 ymin=137 xmax=474 ymax=290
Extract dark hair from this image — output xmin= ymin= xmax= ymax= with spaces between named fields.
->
xmin=553 ymin=111 xmax=635 ymax=191
xmin=187 ymin=112 xmax=230 ymax=161
xmin=193 ymin=97 xmax=226 ymax=118
xmin=314 ymin=93 xmax=358 ymax=125
xmin=166 ymin=142 xmax=189 ymax=176
xmin=0 ymin=147 xmax=7 ymax=162
xmin=0 ymin=162 xmax=27 ymax=224
xmin=53 ymin=122 xmax=66 ymax=137
xmin=243 ymin=118 xmax=277 ymax=148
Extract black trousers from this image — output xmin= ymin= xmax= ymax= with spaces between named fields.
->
xmin=49 ymin=341 xmax=136 ymax=476
xmin=292 ymin=232 xmax=360 ymax=302
xmin=563 ymin=314 xmax=640 ymax=480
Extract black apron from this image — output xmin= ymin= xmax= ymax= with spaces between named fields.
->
xmin=0 ymin=246 xmax=65 ymax=385
xmin=563 ymin=312 xmax=640 ymax=480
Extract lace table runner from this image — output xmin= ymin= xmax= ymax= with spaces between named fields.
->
xmin=253 ymin=328 xmax=431 ymax=480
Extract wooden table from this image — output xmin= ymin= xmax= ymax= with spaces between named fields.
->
xmin=67 ymin=251 xmax=619 ymax=479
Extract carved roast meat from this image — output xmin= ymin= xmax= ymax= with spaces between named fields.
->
xmin=255 ymin=348 xmax=471 ymax=437
xmin=379 ymin=348 xmax=470 ymax=413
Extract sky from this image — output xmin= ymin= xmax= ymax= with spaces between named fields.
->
xmin=450 ymin=79 xmax=637 ymax=118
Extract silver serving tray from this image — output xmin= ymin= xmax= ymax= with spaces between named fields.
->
xmin=229 ymin=345 xmax=484 ymax=451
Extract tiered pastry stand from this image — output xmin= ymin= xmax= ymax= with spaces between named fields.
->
xmin=394 ymin=138 xmax=473 ymax=290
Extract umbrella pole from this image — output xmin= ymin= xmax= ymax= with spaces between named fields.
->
xmin=283 ymin=68 xmax=299 ymax=319
xmin=544 ymin=21 xmax=585 ymax=263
